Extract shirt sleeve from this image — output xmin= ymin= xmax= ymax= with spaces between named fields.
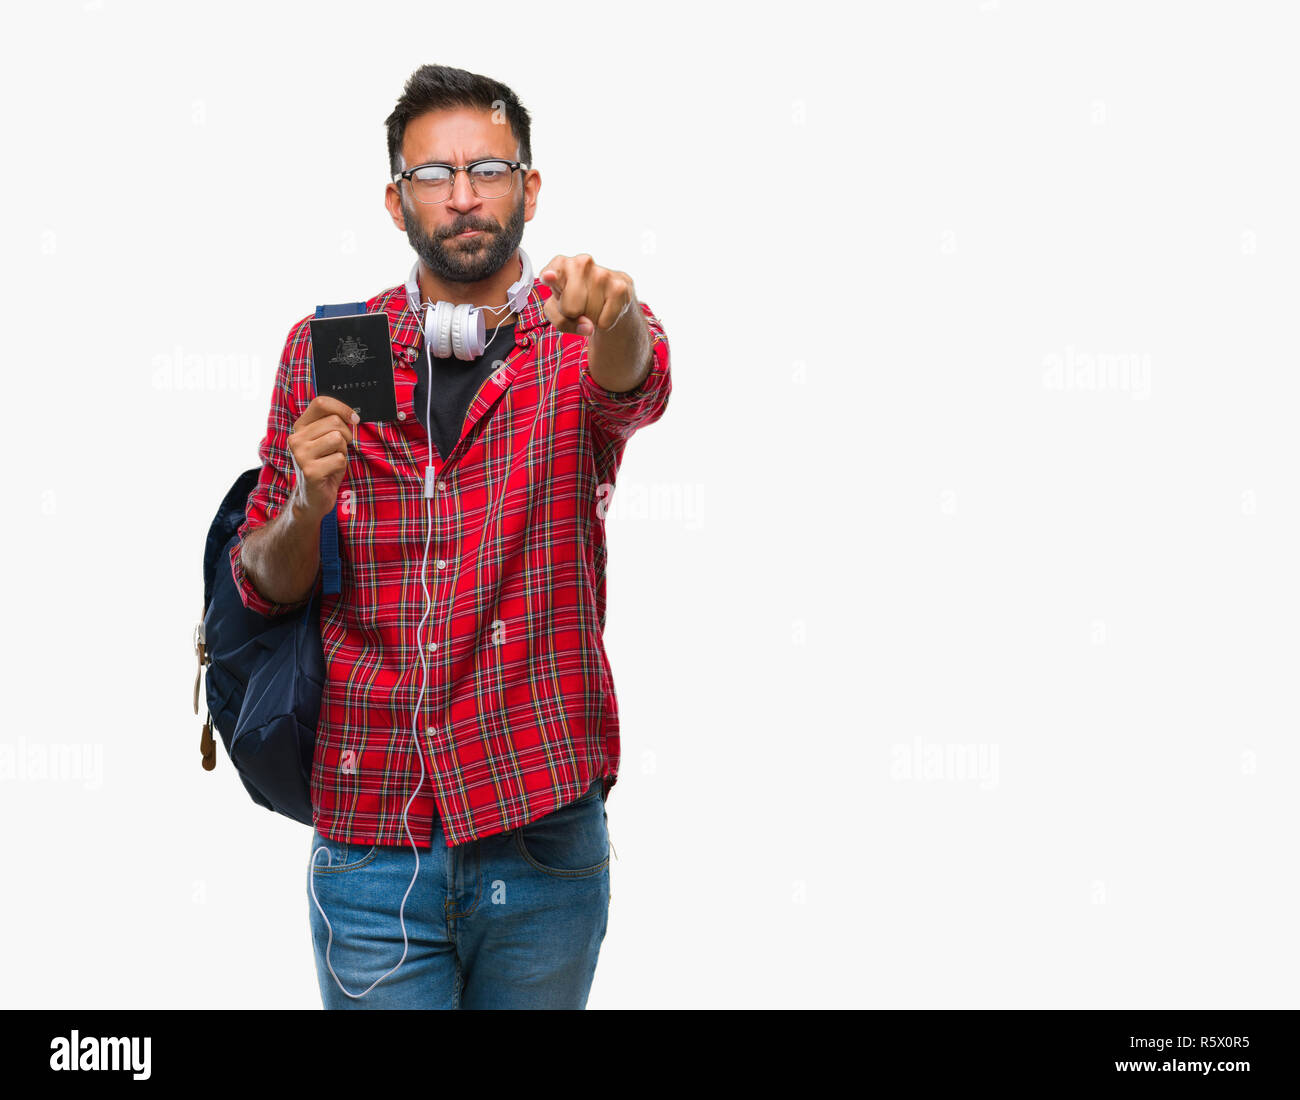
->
xmin=577 ymin=300 xmax=672 ymax=441
xmin=228 ymin=315 xmax=322 ymax=617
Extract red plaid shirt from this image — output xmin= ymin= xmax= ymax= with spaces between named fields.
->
xmin=228 ymin=266 xmax=671 ymax=847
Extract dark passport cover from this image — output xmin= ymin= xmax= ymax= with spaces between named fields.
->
xmin=308 ymin=312 xmax=399 ymax=423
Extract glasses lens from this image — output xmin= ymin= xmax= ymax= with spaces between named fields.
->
xmin=469 ymin=161 xmax=513 ymax=198
xmin=410 ymin=165 xmax=453 ymax=203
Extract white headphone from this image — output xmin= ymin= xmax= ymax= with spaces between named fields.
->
xmin=404 ymin=247 xmax=535 ymax=359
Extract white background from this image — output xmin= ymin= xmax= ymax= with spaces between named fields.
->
xmin=2 ymin=0 xmax=1297 ymax=1009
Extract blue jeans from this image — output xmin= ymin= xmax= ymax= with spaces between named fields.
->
xmin=306 ymin=778 xmax=611 ymax=1009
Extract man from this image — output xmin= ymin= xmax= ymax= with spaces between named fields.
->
xmin=230 ymin=64 xmax=671 ymax=1009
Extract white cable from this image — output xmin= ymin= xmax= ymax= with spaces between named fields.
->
xmin=308 ymin=272 xmax=519 ymax=1000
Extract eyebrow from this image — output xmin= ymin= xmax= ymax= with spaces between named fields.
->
xmin=414 ymin=153 xmax=509 ymax=165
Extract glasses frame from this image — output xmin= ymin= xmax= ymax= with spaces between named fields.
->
xmin=392 ymin=158 xmax=529 ymax=203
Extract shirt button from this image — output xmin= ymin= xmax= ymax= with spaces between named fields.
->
xmin=397 ymin=411 xmax=406 ymax=420
xmin=437 ymin=480 xmax=448 ymax=491
xmin=435 ymin=559 xmax=446 ymax=570
xmin=426 ymin=640 xmax=437 ymax=652
xmin=426 ymin=726 xmax=436 ymax=736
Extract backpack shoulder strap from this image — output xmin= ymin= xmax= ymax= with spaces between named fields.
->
xmin=313 ymin=301 xmax=369 ymax=596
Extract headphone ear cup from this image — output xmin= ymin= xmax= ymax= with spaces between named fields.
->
xmin=450 ymin=304 xmax=486 ymax=360
xmin=466 ymin=308 xmax=486 ymax=359
xmin=430 ymin=300 xmax=453 ymax=358
xmin=427 ymin=299 xmax=492 ymax=359
xmin=451 ymin=304 xmax=468 ymax=360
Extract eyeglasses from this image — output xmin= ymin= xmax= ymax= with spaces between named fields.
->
xmin=393 ymin=158 xmax=527 ymax=204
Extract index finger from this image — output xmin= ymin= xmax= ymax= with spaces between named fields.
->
xmin=539 ymin=256 xmax=567 ymax=295
xmin=299 ymin=394 xmax=358 ymax=429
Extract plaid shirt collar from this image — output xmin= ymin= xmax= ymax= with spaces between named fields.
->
xmin=382 ymin=251 xmax=552 ymax=389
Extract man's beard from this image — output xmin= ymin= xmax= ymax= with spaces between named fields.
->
xmin=404 ymin=191 xmax=526 ymax=285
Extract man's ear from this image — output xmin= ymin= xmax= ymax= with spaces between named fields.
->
xmin=385 ymin=183 xmax=406 ymax=231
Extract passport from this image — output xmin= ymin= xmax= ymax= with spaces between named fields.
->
xmin=308 ymin=312 xmax=399 ymax=423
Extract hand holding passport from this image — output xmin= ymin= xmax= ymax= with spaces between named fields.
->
xmin=309 ymin=312 xmax=399 ymax=423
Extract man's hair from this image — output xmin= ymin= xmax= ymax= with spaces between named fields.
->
xmin=385 ymin=64 xmax=533 ymax=179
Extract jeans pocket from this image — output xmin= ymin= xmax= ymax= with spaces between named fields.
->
xmin=310 ymin=829 xmax=379 ymax=875
xmin=514 ymin=788 xmax=610 ymax=878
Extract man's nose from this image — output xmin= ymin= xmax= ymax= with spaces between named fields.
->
xmin=447 ymin=168 xmax=480 ymax=210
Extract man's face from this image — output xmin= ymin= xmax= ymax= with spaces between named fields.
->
xmin=385 ymin=106 xmax=538 ymax=285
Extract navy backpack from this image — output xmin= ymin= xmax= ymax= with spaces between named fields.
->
xmin=193 ymin=301 xmax=366 ymax=825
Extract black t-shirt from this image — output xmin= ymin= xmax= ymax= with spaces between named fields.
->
xmin=412 ymin=322 xmax=516 ymax=461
